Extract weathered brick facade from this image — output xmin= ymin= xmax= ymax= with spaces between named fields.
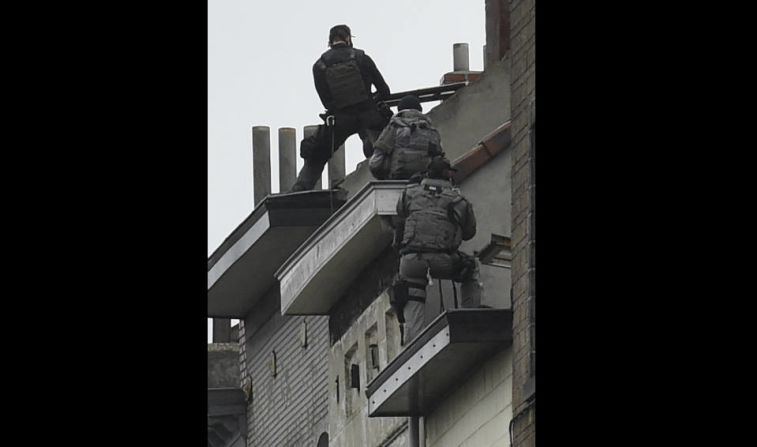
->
xmin=509 ymin=0 xmax=536 ymax=446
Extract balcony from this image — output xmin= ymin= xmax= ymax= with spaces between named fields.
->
xmin=208 ymin=191 xmax=346 ymax=318
xmin=366 ymin=308 xmax=512 ymax=417
xmin=276 ymin=181 xmax=408 ymax=315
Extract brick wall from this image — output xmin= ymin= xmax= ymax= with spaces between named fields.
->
xmin=509 ymin=0 xmax=536 ymax=446
xmin=242 ymin=290 xmax=330 ymax=447
xmin=486 ymin=0 xmax=511 ymax=67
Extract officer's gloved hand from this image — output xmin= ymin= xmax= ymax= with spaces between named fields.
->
xmin=408 ymin=172 xmax=424 ymax=184
xmin=376 ymin=101 xmax=393 ymax=121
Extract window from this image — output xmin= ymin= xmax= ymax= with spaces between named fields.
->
xmin=365 ymin=323 xmax=380 ymax=383
xmin=343 ymin=343 xmax=359 ymax=416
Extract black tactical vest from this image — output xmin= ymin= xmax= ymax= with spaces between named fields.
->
xmin=320 ymin=49 xmax=371 ymax=109
xmin=401 ymin=180 xmax=464 ymax=252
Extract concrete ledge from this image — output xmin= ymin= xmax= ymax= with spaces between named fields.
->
xmin=366 ymin=309 xmax=512 ymax=417
xmin=208 ymin=191 xmax=346 ymax=318
xmin=276 ymin=181 xmax=407 ymax=315
xmin=207 ymin=343 xmax=238 ymax=352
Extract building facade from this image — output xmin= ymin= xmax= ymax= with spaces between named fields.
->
xmin=207 ymin=2 xmax=534 ymax=446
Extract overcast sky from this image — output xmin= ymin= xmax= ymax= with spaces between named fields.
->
xmin=208 ymin=0 xmax=487 ymax=340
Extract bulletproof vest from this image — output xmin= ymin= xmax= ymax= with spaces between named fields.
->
xmin=388 ymin=111 xmax=442 ymax=180
xmin=320 ymin=49 xmax=371 ymax=109
xmin=401 ymin=180 xmax=464 ymax=252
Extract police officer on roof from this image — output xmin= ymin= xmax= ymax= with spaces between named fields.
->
xmin=392 ymin=156 xmax=484 ymax=343
xmin=369 ymin=94 xmax=444 ymax=181
xmin=290 ymin=24 xmax=392 ymax=192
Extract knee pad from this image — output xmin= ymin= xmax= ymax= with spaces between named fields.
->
xmin=300 ymin=127 xmax=330 ymax=162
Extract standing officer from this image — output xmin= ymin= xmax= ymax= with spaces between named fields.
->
xmin=290 ymin=24 xmax=391 ymax=192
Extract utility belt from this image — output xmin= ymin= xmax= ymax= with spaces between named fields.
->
xmin=398 ymin=247 xmax=457 ymax=256
xmin=398 ymin=248 xmax=476 ymax=283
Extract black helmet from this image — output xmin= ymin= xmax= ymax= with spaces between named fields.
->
xmin=398 ymin=95 xmax=422 ymax=112
xmin=329 ymin=25 xmax=352 ymax=45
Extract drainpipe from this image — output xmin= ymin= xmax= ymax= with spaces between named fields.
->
xmin=409 ymin=416 xmax=425 ymax=447
xmin=409 ymin=416 xmax=420 ymax=447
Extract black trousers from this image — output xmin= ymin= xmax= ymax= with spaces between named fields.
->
xmin=291 ymin=105 xmax=387 ymax=191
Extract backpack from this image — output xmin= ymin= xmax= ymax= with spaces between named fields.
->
xmin=388 ymin=114 xmax=442 ymax=179
xmin=321 ymin=49 xmax=370 ymax=109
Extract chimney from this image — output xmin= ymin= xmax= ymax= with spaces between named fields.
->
xmin=453 ymin=43 xmax=470 ymax=71
xmin=278 ymin=127 xmax=297 ymax=192
xmin=252 ymin=126 xmax=271 ymax=206
xmin=440 ymin=43 xmax=483 ymax=85
xmin=485 ymin=0 xmax=510 ymax=69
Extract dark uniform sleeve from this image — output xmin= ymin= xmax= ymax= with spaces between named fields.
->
xmin=373 ymin=122 xmax=396 ymax=154
xmin=392 ymin=189 xmax=408 ymax=246
xmin=456 ymin=198 xmax=477 ymax=241
xmin=369 ymin=148 xmax=390 ymax=180
xmin=363 ymin=54 xmax=390 ymax=100
xmin=313 ymin=61 xmax=334 ymax=111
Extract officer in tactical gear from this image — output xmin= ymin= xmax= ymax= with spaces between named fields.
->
xmin=392 ymin=156 xmax=483 ymax=343
xmin=290 ymin=24 xmax=392 ymax=192
xmin=369 ymin=95 xmax=444 ymax=180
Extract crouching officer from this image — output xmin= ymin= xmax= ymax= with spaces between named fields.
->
xmin=391 ymin=156 xmax=483 ymax=344
xmin=290 ymin=24 xmax=392 ymax=192
xmin=369 ymin=94 xmax=444 ymax=181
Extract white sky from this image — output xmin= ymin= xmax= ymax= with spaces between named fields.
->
xmin=208 ymin=0 xmax=486 ymax=341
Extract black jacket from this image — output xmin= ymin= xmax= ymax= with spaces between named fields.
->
xmin=313 ymin=43 xmax=390 ymax=112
